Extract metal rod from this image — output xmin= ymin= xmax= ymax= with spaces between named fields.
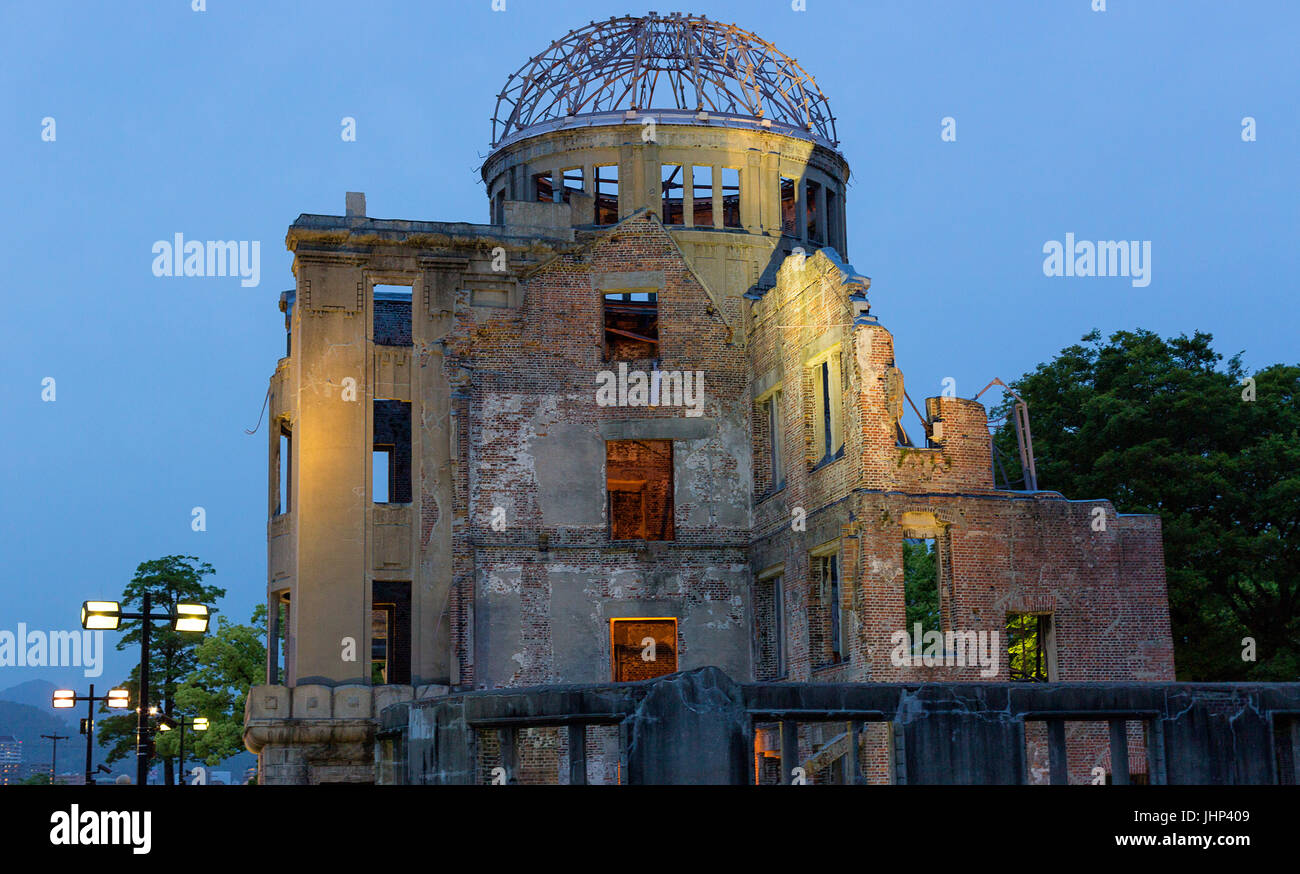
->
xmin=84 ymin=683 xmax=94 ymax=785
xmin=137 ymin=591 xmax=150 ymax=786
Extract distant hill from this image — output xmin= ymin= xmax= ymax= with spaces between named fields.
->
xmin=1 ymin=680 xmax=256 ymax=783
xmin=0 ymin=680 xmax=61 ymax=719
xmin=0 ymin=700 xmax=80 ymax=765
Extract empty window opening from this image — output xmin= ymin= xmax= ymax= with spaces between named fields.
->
xmin=595 ymin=164 xmax=619 ymax=224
xmin=769 ymin=391 xmax=784 ymax=489
xmin=780 ymin=176 xmax=797 ymax=235
xmin=603 ymin=291 xmax=659 ymax=360
xmin=903 ymin=538 xmax=940 ymax=637
xmin=373 ymin=400 xmax=412 ymax=504
xmin=492 ymin=188 xmax=506 ymax=224
xmin=268 ymin=591 xmax=289 ymax=684
xmin=661 ymin=164 xmax=684 ymax=225
xmin=610 ymin=618 xmax=678 ymax=682
xmin=757 ymin=390 xmax=784 ymax=493
xmin=371 ymin=581 xmax=411 ymax=685
xmin=533 ymin=170 xmax=555 ymax=203
xmin=1008 ymin=613 xmax=1053 ymax=682
xmin=693 ymin=166 xmax=715 ymax=226
xmin=561 ymin=167 xmax=584 ymax=203
xmin=805 ymin=179 xmax=822 ymax=243
xmin=1024 ymin=719 xmax=1149 ymax=785
xmin=373 ymin=285 xmax=413 ymax=347
xmin=276 ymin=425 xmax=291 ymax=515
xmin=812 ymin=551 xmax=843 ymax=666
xmin=825 ymin=188 xmax=839 ymax=248
xmin=720 ymin=167 xmax=742 ymax=228
xmin=810 ymin=355 xmax=844 ymax=466
xmin=372 ymin=447 xmax=391 ymax=503
xmin=821 ymin=361 xmax=832 ymax=456
xmin=756 ymin=574 xmax=785 ymax=680
xmin=606 ymin=439 xmax=674 ymax=541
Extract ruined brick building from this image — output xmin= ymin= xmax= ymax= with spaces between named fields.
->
xmin=244 ymin=12 xmax=1176 ymax=785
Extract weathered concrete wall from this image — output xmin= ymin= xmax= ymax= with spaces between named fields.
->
xmin=384 ymin=669 xmax=1300 ymax=785
xmin=451 ymin=213 xmax=753 ymax=689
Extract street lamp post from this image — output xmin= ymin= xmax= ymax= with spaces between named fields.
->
xmin=53 ymin=686 xmax=129 ymax=784
xmin=40 ymin=733 xmax=69 ymax=782
xmin=158 ymin=715 xmax=209 ymax=786
xmin=80 ymin=594 xmax=210 ymax=785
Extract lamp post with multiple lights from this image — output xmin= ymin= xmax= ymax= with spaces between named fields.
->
xmin=157 ymin=715 xmax=209 ymax=785
xmin=80 ymin=594 xmax=210 ymax=785
xmin=52 ymin=685 xmax=129 ymax=784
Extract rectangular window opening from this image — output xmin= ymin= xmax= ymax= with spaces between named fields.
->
xmin=561 ymin=167 xmax=584 ymax=203
xmin=373 ymin=284 xmax=413 ymax=347
xmin=276 ymin=425 xmax=291 ymax=515
xmin=268 ymin=591 xmax=289 ymax=684
xmin=595 ymin=164 xmax=619 ymax=224
xmin=721 ymin=167 xmax=742 ymax=228
xmin=610 ymin=618 xmax=677 ymax=682
xmin=603 ymin=291 xmax=658 ymax=360
xmin=805 ymin=179 xmax=822 ymax=243
xmin=903 ymin=538 xmax=940 ymax=640
xmin=810 ymin=354 xmax=844 ymax=466
xmin=606 ymin=439 xmax=674 ymax=541
xmin=371 ymin=581 xmax=411 ymax=685
xmin=372 ymin=447 xmax=391 ymax=504
xmin=373 ymin=400 xmax=412 ymax=504
xmin=1007 ymin=613 xmax=1053 ymax=682
xmin=780 ymin=176 xmax=797 ymax=235
xmin=533 ymin=170 xmax=555 ymax=203
xmin=812 ymin=552 xmax=843 ymax=666
xmin=692 ymin=166 xmax=715 ymax=227
xmin=661 ymin=163 xmax=684 ymax=225
xmin=757 ymin=574 xmax=785 ymax=680
xmin=825 ymin=188 xmax=839 ymax=248
xmin=765 ymin=391 xmax=784 ymax=491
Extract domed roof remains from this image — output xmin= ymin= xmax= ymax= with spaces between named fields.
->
xmin=490 ymin=12 xmax=837 ymax=150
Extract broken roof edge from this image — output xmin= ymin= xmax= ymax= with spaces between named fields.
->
xmin=285 ymin=213 xmax=582 ymax=252
xmin=812 ymin=246 xmax=871 ymax=292
xmin=752 ymin=244 xmax=871 ymax=302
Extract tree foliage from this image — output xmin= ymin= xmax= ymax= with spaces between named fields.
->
xmin=96 ymin=555 xmax=225 ymax=784
xmin=992 ymin=329 xmax=1299 ymax=680
xmin=169 ymin=605 xmax=266 ymax=767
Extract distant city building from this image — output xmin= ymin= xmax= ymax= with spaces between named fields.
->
xmin=0 ymin=736 xmax=21 ymax=785
xmin=19 ymin=762 xmax=51 ymax=782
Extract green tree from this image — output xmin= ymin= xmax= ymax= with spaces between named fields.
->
xmin=167 ymin=605 xmax=267 ymax=770
xmin=96 ymin=555 xmax=225 ymax=784
xmin=992 ymin=330 xmax=1299 ymax=680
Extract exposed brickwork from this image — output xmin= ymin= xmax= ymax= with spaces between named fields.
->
xmin=265 ymin=210 xmax=1175 ymax=785
xmin=374 ymin=298 xmax=412 ymax=346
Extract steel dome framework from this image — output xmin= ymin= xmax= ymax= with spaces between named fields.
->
xmin=490 ymin=12 xmax=838 ymax=149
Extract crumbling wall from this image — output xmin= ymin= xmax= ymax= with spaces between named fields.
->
xmin=448 ymin=213 xmax=753 ymax=689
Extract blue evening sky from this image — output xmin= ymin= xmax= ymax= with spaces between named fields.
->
xmin=1 ymin=0 xmax=1295 ymax=688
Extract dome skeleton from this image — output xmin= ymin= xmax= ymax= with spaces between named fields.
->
xmin=491 ymin=13 xmax=837 ymax=149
